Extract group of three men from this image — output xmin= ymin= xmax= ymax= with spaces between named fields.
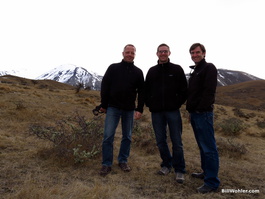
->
xmin=98 ymin=43 xmax=220 ymax=194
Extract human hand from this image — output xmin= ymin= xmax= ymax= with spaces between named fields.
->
xmin=100 ymin=107 xmax=107 ymax=113
xmin=134 ymin=111 xmax=142 ymax=120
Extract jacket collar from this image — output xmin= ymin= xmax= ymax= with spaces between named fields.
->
xmin=189 ymin=58 xmax=206 ymax=69
xmin=157 ymin=58 xmax=170 ymax=67
xmin=122 ymin=59 xmax=134 ymax=66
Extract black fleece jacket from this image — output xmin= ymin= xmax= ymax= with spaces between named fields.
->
xmin=100 ymin=60 xmax=144 ymax=113
xmin=186 ymin=59 xmax=217 ymax=113
xmin=145 ymin=60 xmax=188 ymax=112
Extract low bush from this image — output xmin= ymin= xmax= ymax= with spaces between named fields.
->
xmin=14 ymin=101 xmax=26 ymax=110
xmin=132 ymin=120 xmax=156 ymax=154
xmin=217 ymin=137 xmax=248 ymax=158
xmin=29 ymin=112 xmax=104 ymax=164
xmin=217 ymin=117 xmax=245 ymax=136
xmin=233 ymin=108 xmax=256 ymax=119
xmin=256 ymin=119 xmax=265 ymax=129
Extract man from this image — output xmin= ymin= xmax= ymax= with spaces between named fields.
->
xmin=186 ymin=43 xmax=220 ymax=193
xmin=145 ymin=43 xmax=187 ymax=183
xmin=99 ymin=44 xmax=144 ymax=176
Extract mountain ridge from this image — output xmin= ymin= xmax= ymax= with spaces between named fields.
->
xmin=36 ymin=64 xmax=102 ymax=90
xmin=1 ymin=66 xmax=263 ymax=89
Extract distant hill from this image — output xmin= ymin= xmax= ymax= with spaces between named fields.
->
xmin=215 ymin=80 xmax=265 ymax=111
xmin=1 ymin=75 xmax=264 ymax=112
xmin=0 ymin=64 xmax=103 ymax=91
xmin=0 ymin=70 xmax=20 ymax=76
xmin=216 ymin=69 xmax=262 ymax=86
xmin=1 ymin=67 xmax=263 ymax=90
xmin=0 ymin=75 xmax=75 ymax=90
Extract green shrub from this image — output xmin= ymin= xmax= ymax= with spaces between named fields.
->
xmin=29 ymin=112 xmax=104 ymax=164
xmin=217 ymin=117 xmax=245 ymax=136
xmin=132 ymin=120 xmax=156 ymax=154
xmin=256 ymin=119 xmax=265 ymax=129
xmin=14 ymin=101 xmax=26 ymax=110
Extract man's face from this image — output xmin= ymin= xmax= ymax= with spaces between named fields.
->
xmin=157 ymin=46 xmax=171 ymax=64
xmin=122 ymin=46 xmax=136 ymax=63
xmin=190 ymin=46 xmax=205 ymax=64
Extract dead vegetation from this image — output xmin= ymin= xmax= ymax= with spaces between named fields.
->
xmin=215 ymin=80 xmax=265 ymax=111
xmin=0 ymin=76 xmax=264 ymax=199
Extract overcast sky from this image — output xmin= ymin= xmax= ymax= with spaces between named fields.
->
xmin=0 ymin=0 xmax=264 ymax=79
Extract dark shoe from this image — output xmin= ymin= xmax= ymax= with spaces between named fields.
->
xmin=191 ymin=172 xmax=204 ymax=179
xmin=197 ymin=184 xmax=217 ymax=194
xmin=99 ymin=166 xmax=111 ymax=176
xmin=118 ymin=163 xmax=131 ymax=172
xmin=157 ymin=166 xmax=171 ymax=175
xmin=175 ymin=172 xmax=185 ymax=184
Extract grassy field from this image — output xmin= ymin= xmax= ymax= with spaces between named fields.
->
xmin=0 ymin=76 xmax=264 ymax=199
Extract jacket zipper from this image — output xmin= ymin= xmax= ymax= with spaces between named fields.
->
xmin=162 ymin=63 xmax=165 ymax=110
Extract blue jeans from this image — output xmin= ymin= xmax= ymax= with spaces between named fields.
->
xmin=190 ymin=112 xmax=220 ymax=189
xmin=102 ymin=107 xmax=134 ymax=166
xmin=151 ymin=110 xmax=186 ymax=173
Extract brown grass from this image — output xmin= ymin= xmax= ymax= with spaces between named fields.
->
xmin=215 ymin=80 xmax=265 ymax=111
xmin=0 ymin=76 xmax=264 ymax=199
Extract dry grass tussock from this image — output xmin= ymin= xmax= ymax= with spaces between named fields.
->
xmin=0 ymin=76 xmax=264 ymax=199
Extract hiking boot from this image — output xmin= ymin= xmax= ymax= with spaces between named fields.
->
xmin=197 ymin=184 xmax=217 ymax=194
xmin=99 ymin=166 xmax=111 ymax=176
xmin=191 ymin=172 xmax=204 ymax=179
xmin=175 ymin=172 xmax=185 ymax=183
xmin=157 ymin=166 xmax=171 ymax=175
xmin=118 ymin=163 xmax=131 ymax=172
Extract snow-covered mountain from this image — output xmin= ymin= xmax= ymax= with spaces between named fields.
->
xmin=37 ymin=64 xmax=103 ymax=90
xmin=0 ymin=68 xmax=38 ymax=79
xmin=0 ymin=70 xmax=22 ymax=77
xmin=1 ymin=66 xmax=262 ymax=90
xmin=36 ymin=66 xmax=262 ymax=89
xmin=216 ymin=69 xmax=262 ymax=86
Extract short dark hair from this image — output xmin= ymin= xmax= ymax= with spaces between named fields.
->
xmin=189 ymin=43 xmax=206 ymax=54
xmin=124 ymin=44 xmax=136 ymax=51
xmin=157 ymin=43 xmax=170 ymax=52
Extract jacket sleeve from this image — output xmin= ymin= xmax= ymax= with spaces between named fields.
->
xmin=135 ymin=70 xmax=145 ymax=113
xmin=100 ymin=66 xmax=112 ymax=109
xmin=144 ymin=69 xmax=152 ymax=108
xmin=177 ymin=67 xmax=188 ymax=106
xmin=197 ymin=64 xmax=217 ymax=111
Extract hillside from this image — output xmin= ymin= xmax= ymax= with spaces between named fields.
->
xmin=216 ymin=80 xmax=265 ymax=111
xmin=0 ymin=76 xmax=264 ymax=199
xmin=0 ymin=75 xmax=75 ymax=90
